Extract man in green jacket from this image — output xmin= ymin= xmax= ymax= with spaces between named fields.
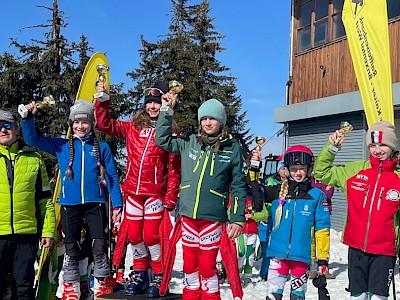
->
xmin=0 ymin=109 xmax=56 ymax=300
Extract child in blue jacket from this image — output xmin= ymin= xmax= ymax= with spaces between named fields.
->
xmin=21 ymin=100 xmax=123 ymax=299
xmin=264 ymin=145 xmax=330 ymax=300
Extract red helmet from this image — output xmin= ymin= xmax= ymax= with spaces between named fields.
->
xmin=284 ymin=145 xmax=314 ymax=166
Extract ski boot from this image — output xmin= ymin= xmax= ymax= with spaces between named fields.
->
xmin=62 ymin=282 xmax=81 ymax=300
xmin=216 ymin=261 xmax=226 ymax=284
xmin=125 ymin=270 xmax=149 ymax=295
xmin=146 ymin=274 xmax=163 ymax=298
xmin=116 ymin=269 xmax=125 ymax=284
xmin=79 ymin=279 xmax=92 ymax=300
xmin=113 ymin=269 xmax=125 ymax=292
xmin=93 ymin=276 xmax=114 ymax=298
xmin=241 ymin=274 xmax=252 ymax=287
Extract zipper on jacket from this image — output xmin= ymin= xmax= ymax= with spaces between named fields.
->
xmin=210 ymin=152 xmax=215 ymax=176
xmin=193 ymin=148 xmax=211 ymax=218
xmin=364 ymin=160 xmax=382 ymax=251
xmin=193 ymin=150 xmax=205 ymax=173
xmin=7 ymin=150 xmax=15 ymax=234
xmin=377 ymin=187 xmax=384 ymax=211
xmin=362 ymin=185 xmax=370 ymax=208
xmin=81 ymin=141 xmax=85 ymax=204
xmin=234 ymin=196 xmax=239 ymax=214
xmin=210 ymin=189 xmax=226 ymax=205
xmin=62 ymin=176 xmax=66 ymax=198
xmin=136 ymin=129 xmax=153 ymax=194
xmin=155 ymin=166 xmax=158 ymax=184
xmin=286 ymin=199 xmax=296 ymax=258
xmin=99 ymin=182 xmax=103 ymax=197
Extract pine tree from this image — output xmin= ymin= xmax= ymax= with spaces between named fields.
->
xmin=0 ymin=0 xmax=127 ymax=171
xmin=126 ymin=0 xmax=251 ymax=155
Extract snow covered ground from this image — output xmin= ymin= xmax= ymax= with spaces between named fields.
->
xmin=124 ymin=229 xmax=400 ymax=300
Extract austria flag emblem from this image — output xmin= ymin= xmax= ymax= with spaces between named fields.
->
xmin=371 ymin=131 xmax=383 ymax=144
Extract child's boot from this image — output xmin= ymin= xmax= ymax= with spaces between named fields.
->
xmin=61 ymin=282 xmax=81 ymax=300
xmin=146 ymin=273 xmax=163 ymax=298
xmin=93 ymin=276 xmax=114 ymax=298
xmin=79 ymin=279 xmax=91 ymax=300
xmin=125 ymin=270 xmax=149 ymax=295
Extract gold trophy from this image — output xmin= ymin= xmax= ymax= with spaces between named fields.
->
xmin=328 ymin=121 xmax=353 ymax=154
xmin=18 ymin=95 xmax=56 ymax=118
xmin=93 ymin=64 xmax=110 ymax=102
xmin=249 ymin=136 xmax=266 ymax=181
xmin=160 ymin=80 xmax=183 ymax=112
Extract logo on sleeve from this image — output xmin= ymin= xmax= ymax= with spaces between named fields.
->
xmin=386 ymin=189 xmax=400 ymax=202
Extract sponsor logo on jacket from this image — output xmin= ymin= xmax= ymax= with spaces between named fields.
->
xmin=139 ymin=128 xmax=152 ymax=137
xmin=356 ymin=174 xmax=369 ymax=181
xmin=386 ymin=189 xmax=400 ymax=201
xmin=300 ymin=204 xmax=311 ymax=217
xmin=218 ymin=155 xmax=231 ymax=163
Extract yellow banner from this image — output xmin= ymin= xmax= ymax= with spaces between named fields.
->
xmin=342 ymin=0 xmax=393 ymax=126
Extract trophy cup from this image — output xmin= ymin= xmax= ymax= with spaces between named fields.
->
xmin=160 ymin=80 xmax=184 ymax=112
xmin=93 ymin=64 xmax=110 ymax=102
xmin=328 ymin=121 xmax=353 ymax=154
xmin=18 ymin=95 xmax=56 ymax=118
xmin=250 ymin=136 xmax=266 ymax=170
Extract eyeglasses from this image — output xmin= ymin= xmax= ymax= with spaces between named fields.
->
xmin=0 ymin=123 xmax=12 ymax=130
xmin=144 ymin=88 xmax=164 ymax=97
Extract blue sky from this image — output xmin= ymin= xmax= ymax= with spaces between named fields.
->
xmin=1 ymin=0 xmax=290 ymax=156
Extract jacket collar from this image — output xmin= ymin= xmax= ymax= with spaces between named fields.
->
xmin=73 ymin=132 xmax=93 ymax=143
xmin=369 ymin=155 xmax=397 ymax=172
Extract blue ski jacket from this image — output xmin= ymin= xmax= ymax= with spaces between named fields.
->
xmin=264 ymin=180 xmax=330 ymax=265
xmin=22 ymin=117 xmax=123 ymax=208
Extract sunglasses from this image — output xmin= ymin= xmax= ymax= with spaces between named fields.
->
xmin=0 ymin=123 xmax=12 ymax=130
xmin=144 ymin=88 xmax=164 ymax=97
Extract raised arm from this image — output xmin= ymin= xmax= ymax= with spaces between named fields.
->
xmin=21 ymin=103 xmax=66 ymax=156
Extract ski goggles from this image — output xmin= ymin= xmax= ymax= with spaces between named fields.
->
xmin=284 ymin=151 xmax=313 ymax=166
xmin=144 ymin=88 xmax=164 ymax=97
xmin=0 ymin=123 xmax=13 ymax=130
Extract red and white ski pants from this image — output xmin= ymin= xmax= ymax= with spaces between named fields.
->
xmin=266 ymin=258 xmax=309 ymax=300
xmin=124 ymin=194 xmax=164 ymax=273
xmin=181 ymin=216 xmax=223 ymax=300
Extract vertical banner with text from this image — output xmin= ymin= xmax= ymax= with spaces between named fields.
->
xmin=342 ymin=0 xmax=393 ymax=126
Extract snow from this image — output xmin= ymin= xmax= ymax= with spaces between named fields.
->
xmin=125 ymin=229 xmax=400 ymax=300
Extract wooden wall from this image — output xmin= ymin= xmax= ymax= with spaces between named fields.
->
xmin=290 ymin=19 xmax=400 ymax=104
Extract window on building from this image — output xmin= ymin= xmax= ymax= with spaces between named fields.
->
xmin=297 ymin=0 xmax=400 ymax=53
xmin=388 ymin=0 xmax=400 ymax=19
xmin=297 ymin=0 xmax=344 ymax=52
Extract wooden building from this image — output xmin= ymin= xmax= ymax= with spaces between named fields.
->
xmin=274 ymin=0 xmax=400 ymax=230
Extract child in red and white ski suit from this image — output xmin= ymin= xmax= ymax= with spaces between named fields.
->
xmin=95 ymin=81 xmax=180 ymax=298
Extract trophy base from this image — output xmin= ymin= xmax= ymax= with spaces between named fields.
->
xmin=160 ymin=106 xmax=174 ymax=116
xmin=250 ymin=160 xmax=261 ymax=169
xmin=328 ymin=144 xmax=339 ymax=154
xmin=18 ymin=104 xmax=28 ymax=118
xmin=94 ymin=92 xmax=110 ymax=102
xmin=160 ymin=106 xmax=170 ymax=112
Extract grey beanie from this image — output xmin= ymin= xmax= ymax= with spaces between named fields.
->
xmin=69 ymin=100 xmax=95 ymax=126
xmin=0 ymin=110 xmax=16 ymax=123
xmin=366 ymin=120 xmax=398 ymax=150
xmin=197 ymin=99 xmax=227 ymax=126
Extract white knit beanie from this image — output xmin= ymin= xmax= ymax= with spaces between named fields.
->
xmin=366 ymin=120 xmax=398 ymax=150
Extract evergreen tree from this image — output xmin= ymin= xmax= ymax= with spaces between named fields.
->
xmin=0 ymin=0 xmax=127 ymax=172
xmin=126 ymin=0 xmax=251 ymax=155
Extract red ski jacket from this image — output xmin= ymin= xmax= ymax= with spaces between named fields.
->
xmin=344 ymin=157 xmax=400 ymax=256
xmin=95 ymin=100 xmax=180 ymax=204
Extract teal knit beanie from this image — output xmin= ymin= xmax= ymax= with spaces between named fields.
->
xmin=197 ymin=99 xmax=227 ymax=126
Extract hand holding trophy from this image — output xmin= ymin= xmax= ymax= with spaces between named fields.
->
xmin=160 ymin=80 xmax=183 ymax=111
xmin=18 ymin=95 xmax=56 ymax=118
xmin=94 ymin=64 xmax=110 ymax=102
xmin=249 ymin=136 xmax=266 ymax=181
xmin=328 ymin=121 xmax=353 ymax=154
